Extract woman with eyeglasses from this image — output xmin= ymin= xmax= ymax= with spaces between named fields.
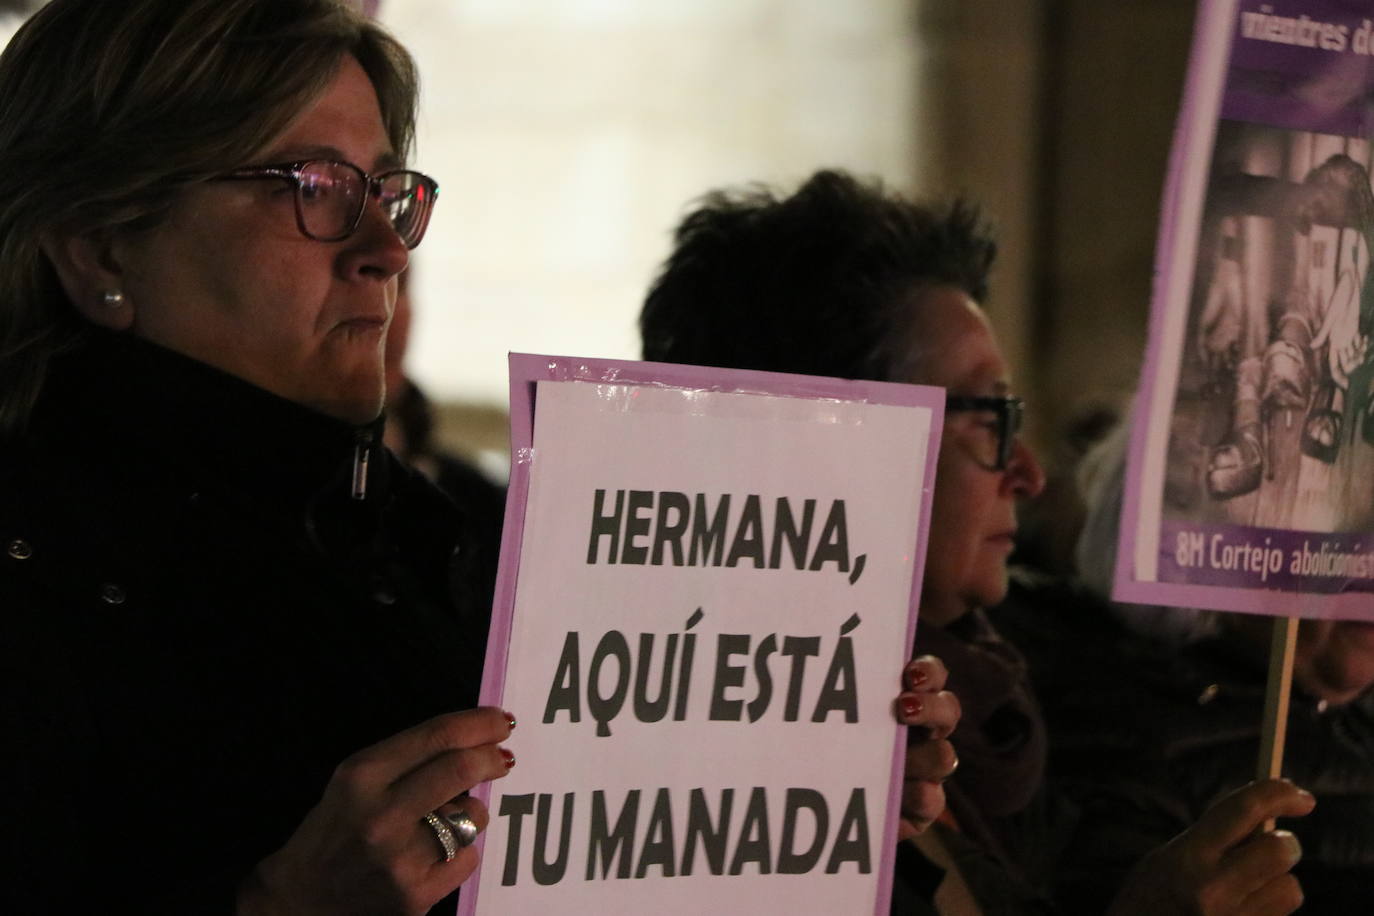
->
xmin=639 ymin=170 xmax=1318 ymax=915
xmin=0 ymin=1 xmax=507 ymax=912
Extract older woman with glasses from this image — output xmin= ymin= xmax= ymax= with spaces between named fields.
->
xmin=639 ymin=170 xmax=1318 ymax=915
xmin=0 ymin=1 xmax=507 ymax=913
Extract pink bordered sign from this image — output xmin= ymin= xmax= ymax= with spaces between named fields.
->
xmin=457 ymin=354 xmax=943 ymax=916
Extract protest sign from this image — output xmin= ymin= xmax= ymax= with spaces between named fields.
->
xmin=1117 ymin=0 xmax=1374 ymax=620
xmin=458 ymin=354 xmax=942 ymax=915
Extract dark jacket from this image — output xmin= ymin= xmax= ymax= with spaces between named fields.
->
xmin=990 ymin=570 xmax=1374 ymax=916
xmin=900 ymin=611 xmax=1067 ymax=916
xmin=1 ymin=333 xmax=493 ymax=913
xmin=887 ymin=608 xmax=1067 ymax=915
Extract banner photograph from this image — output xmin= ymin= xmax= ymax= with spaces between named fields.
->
xmin=1120 ymin=0 xmax=1374 ymax=617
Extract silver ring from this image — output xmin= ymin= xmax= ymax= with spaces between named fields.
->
xmin=422 ymin=811 xmax=458 ymax=862
xmin=443 ymin=809 xmax=480 ymax=848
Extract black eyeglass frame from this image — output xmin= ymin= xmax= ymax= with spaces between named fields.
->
xmin=217 ymin=159 xmax=439 ymax=249
xmin=944 ymin=395 xmax=1024 ymax=471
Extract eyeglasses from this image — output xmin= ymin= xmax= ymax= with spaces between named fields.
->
xmin=218 ymin=159 xmax=439 ymax=249
xmin=944 ymin=395 xmax=1024 ymax=471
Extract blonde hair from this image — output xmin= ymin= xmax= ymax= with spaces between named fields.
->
xmin=1075 ymin=412 xmax=1223 ymax=647
xmin=0 ymin=0 xmax=418 ymax=434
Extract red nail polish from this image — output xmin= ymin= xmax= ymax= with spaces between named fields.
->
xmin=504 ymin=710 xmax=517 ymax=731
xmin=901 ymin=696 xmax=923 ymax=719
xmin=499 ymin=747 xmax=516 ymax=769
xmin=906 ymin=661 xmax=930 ymax=689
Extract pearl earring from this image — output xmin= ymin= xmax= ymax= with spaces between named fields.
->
xmin=102 ymin=289 xmax=124 ymax=309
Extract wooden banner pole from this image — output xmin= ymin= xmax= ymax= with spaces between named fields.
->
xmin=1256 ymin=615 xmax=1298 ymax=831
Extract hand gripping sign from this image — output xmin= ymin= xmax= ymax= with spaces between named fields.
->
xmin=458 ymin=354 xmax=943 ymax=916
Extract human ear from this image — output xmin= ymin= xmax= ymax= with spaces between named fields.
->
xmin=38 ymin=229 xmax=134 ymax=331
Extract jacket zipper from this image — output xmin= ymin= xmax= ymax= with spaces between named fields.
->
xmin=351 ymin=428 xmax=372 ymax=501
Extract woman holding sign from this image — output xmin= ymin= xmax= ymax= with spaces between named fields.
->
xmin=985 ymin=424 xmax=1374 ymax=915
xmin=0 ymin=1 xmax=511 ymax=912
xmin=640 ymin=170 xmax=1317 ymax=915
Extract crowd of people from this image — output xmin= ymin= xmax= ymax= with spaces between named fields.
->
xmin=1 ymin=1 xmax=1367 ymax=914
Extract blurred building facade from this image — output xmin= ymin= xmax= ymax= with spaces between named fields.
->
xmin=384 ymin=0 xmax=1195 ymax=478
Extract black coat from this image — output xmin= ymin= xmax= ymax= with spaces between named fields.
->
xmin=1 ymin=333 xmax=493 ymax=913
xmin=990 ymin=570 xmax=1374 ymax=916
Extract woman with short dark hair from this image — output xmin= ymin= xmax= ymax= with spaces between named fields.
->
xmin=642 ymin=170 xmax=1319 ymax=915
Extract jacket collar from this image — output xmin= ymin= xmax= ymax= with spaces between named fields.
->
xmin=29 ymin=329 xmax=387 ymax=511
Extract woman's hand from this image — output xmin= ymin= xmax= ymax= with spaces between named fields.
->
xmin=892 ymin=655 xmax=961 ymax=840
xmin=238 ymin=706 xmax=516 ymax=916
xmin=1106 ymin=778 xmax=1316 ymax=916
xmin=1313 ymin=266 xmax=1368 ymax=385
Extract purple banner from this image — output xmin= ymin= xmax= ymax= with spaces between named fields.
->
xmin=1225 ymin=1 xmax=1374 ymax=135
xmin=1117 ymin=0 xmax=1374 ymax=622
xmin=1159 ymin=519 xmax=1374 ymax=593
